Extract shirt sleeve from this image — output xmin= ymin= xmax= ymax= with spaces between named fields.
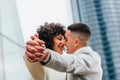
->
xmin=41 ymin=49 xmax=91 ymax=75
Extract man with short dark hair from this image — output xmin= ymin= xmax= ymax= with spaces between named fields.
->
xmin=25 ymin=23 xmax=103 ymax=80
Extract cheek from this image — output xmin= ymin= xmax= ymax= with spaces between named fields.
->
xmin=53 ymin=42 xmax=60 ymax=49
xmin=53 ymin=44 xmax=57 ymax=49
xmin=66 ymin=40 xmax=74 ymax=47
xmin=66 ymin=41 xmax=72 ymax=49
xmin=66 ymin=40 xmax=72 ymax=45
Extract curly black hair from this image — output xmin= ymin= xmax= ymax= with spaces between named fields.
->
xmin=37 ymin=22 xmax=65 ymax=50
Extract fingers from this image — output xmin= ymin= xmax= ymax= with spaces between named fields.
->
xmin=31 ymin=34 xmax=44 ymax=44
xmin=31 ymin=35 xmax=37 ymax=41
xmin=35 ymin=38 xmax=45 ymax=45
xmin=35 ymin=45 xmax=45 ymax=51
xmin=26 ymin=54 xmax=40 ymax=62
xmin=26 ymin=40 xmax=39 ymax=46
xmin=30 ymin=33 xmax=38 ymax=40
xmin=39 ymin=50 xmax=48 ymax=61
xmin=25 ymin=50 xmax=36 ymax=59
xmin=26 ymin=45 xmax=45 ymax=54
xmin=34 ymin=33 xmax=39 ymax=38
xmin=26 ymin=38 xmax=45 ymax=48
xmin=34 ymin=52 xmax=43 ymax=58
xmin=25 ymin=50 xmax=45 ymax=62
xmin=25 ymin=45 xmax=46 ymax=62
xmin=25 ymin=53 xmax=35 ymax=62
xmin=26 ymin=45 xmax=39 ymax=53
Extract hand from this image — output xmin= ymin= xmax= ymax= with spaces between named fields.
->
xmin=31 ymin=33 xmax=39 ymax=40
xmin=27 ymin=33 xmax=45 ymax=46
xmin=25 ymin=35 xmax=47 ymax=62
xmin=25 ymin=45 xmax=48 ymax=62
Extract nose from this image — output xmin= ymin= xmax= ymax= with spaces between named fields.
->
xmin=62 ymin=39 xmax=66 ymax=45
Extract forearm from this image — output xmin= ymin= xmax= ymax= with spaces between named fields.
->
xmin=41 ymin=49 xmax=91 ymax=74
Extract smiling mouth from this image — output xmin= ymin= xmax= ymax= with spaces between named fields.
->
xmin=59 ymin=46 xmax=64 ymax=50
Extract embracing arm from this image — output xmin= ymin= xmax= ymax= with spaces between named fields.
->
xmin=40 ymin=49 xmax=91 ymax=75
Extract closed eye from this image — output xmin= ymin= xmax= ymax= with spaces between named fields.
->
xmin=57 ymin=38 xmax=62 ymax=40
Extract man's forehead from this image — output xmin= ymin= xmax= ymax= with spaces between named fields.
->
xmin=65 ymin=30 xmax=71 ymax=39
xmin=65 ymin=30 xmax=71 ymax=34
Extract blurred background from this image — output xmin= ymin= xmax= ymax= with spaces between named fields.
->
xmin=0 ymin=0 xmax=120 ymax=80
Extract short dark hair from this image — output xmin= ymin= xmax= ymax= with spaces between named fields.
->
xmin=37 ymin=22 xmax=65 ymax=50
xmin=68 ymin=23 xmax=91 ymax=40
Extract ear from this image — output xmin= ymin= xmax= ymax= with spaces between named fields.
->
xmin=74 ymin=38 xmax=80 ymax=47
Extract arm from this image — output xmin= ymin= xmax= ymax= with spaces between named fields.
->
xmin=41 ymin=49 xmax=91 ymax=75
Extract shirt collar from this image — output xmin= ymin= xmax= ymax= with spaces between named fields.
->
xmin=74 ymin=46 xmax=92 ymax=55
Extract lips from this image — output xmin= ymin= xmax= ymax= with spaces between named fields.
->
xmin=59 ymin=46 xmax=64 ymax=50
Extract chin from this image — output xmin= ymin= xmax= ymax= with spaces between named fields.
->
xmin=67 ymin=51 xmax=72 ymax=54
xmin=59 ymin=51 xmax=63 ymax=54
xmin=57 ymin=50 xmax=62 ymax=54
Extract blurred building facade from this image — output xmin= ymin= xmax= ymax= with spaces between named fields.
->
xmin=0 ymin=0 xmax=30 ymax=80
xmin=70 ymin=0 xmax=120 ymax=80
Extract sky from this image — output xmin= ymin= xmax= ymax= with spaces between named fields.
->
xmin=16 ymin=0 xmax=73 ymax=42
